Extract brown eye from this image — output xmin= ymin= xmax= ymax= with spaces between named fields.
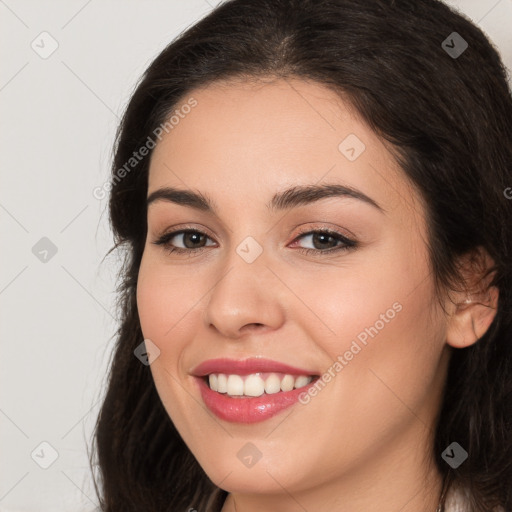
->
xmin=291 ymin=229 xmax=357 ymax=256
xmin=152 ymin=227 xmax=357 ymax=257
xmin=153 ymin=229 xmax=216 ymax=255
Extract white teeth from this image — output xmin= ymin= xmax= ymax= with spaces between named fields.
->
xmin=264 ymin=374 xmax=281 ymax=394
xmin=207 ymin=372 xmax=314 ymax=396
xmin=226 ymin=374 xmax=244 ymax=396
xmin=217 ymin=373 xmax=228 ymax=393
xmin=209 ymin=374 xmax=218 ymax=392
xmin=280 ymin=374 xmax=295 ymax=392
xmin=294 ymin=376 xmax=311 ymax=388
xmin=244 ymin=374 xmax=265 ymax=397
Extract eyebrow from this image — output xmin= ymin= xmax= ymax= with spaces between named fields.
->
xmin=146 ymin=183 xmax=385 ymax=214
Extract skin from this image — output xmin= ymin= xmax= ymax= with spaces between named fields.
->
xmin=136 ymin=77 xmax=498 ymax=512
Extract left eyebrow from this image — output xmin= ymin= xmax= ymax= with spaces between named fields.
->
xmin=268 ymin=183 xmax=385 ymax=214
xmin=146 ymin=182 xmax=385 ymax=214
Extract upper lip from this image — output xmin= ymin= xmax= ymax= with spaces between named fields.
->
xmin=191 ymin=357 xmax=318 ymax=377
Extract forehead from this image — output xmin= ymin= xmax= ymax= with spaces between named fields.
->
xmin=147 ymin=77 xmax=422 ymax=219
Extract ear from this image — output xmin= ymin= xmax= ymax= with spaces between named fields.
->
xmin=445 ymin=247 xmax=499 ymax=349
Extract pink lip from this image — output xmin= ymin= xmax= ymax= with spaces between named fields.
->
xmin=191 ymin=358 xmax=319 ymax=424
xmin=192 ymin=357 xmax=316 ymax=377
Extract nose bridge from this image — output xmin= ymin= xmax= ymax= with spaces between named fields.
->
xmin=202 ymin=233 xmax=285 ymax=338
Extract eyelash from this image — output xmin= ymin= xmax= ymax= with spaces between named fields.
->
xmin=152 ymin=225 xmax=358 ymax=257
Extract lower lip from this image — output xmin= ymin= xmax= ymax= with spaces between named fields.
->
xmin=195 ymin=377 xmax=317 ymax=424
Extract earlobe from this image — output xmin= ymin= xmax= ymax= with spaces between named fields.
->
xmin=445 ymin=286 xmax=499 ymax=348
xmin=445 ymin=247 xmax=499 ymax=349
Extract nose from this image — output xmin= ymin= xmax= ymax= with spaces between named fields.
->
xmin=202 ymin=249 xmax=286 ymax=340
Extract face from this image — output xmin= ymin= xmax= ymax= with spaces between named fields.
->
xmin=136 ymin=77 xmax=451 ymax=500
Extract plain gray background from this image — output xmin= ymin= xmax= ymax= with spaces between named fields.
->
xmin=1 ymin=1 xmax=511 ymax=510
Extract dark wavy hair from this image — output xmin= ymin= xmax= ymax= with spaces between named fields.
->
xmin=88 ymin=0 xmax=512 ymax=510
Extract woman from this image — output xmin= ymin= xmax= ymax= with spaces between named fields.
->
xmin=89 ymin=0 xmax=512 ymax=510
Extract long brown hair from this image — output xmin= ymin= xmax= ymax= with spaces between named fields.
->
xmin=89 ymin=1 xmax=512 ymax=510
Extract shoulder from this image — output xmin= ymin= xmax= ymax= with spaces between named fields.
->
xmin=444 ymin=483 xmax=506 ymax=512
xmin=444 ymin=484 xmax=471 ymax=512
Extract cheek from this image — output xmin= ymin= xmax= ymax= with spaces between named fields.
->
xmin=136 ymin=257 xmax=200 ymax=430
xmin=277 ymin=252 xmax=444 ymax=481
xmin=300 ymin=235 xmax=443 ymax=416
xmin=291 ymin=230 xmax=432 ymax=360
xmin=136 ymin=267 xmax=167 ymax=343
xmin=135 ymin=256 xmax=196 ymax=407
xmin=136 ymin=254 xmax=201 ymax=344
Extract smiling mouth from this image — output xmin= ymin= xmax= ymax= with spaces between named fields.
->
xmin=203 ymin=372 xmax=319 ymax=398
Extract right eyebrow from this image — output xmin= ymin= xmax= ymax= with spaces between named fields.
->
xmin=147 ymin=187 xmax=215 ymax=212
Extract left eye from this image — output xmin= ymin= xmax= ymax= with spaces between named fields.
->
xmin=152 ymin=228 xmax=357 ymax=256
xmin=291 ymin=230 xmax=356 ymax=253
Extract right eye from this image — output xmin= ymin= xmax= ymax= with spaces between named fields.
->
xmin=153 ymin=228 xmax=216 ymax=255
